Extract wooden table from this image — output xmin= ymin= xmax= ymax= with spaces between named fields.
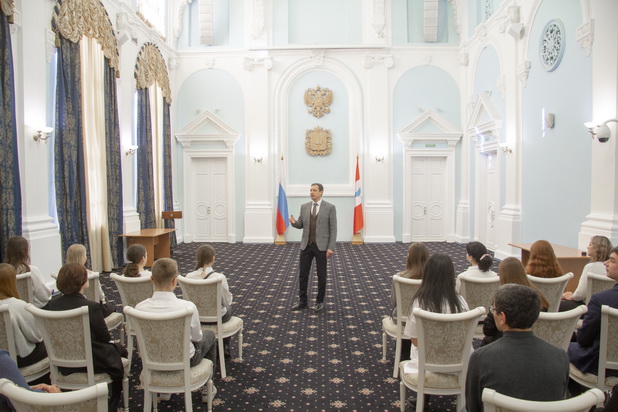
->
xmin=509 ymin=242 xmax=591 ymax=292
xmin=120 ymin=228 xmax=176 ymax=266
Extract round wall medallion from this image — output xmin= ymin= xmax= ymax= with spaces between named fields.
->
xmin=539 ymin=19 xmax=565 ymax=72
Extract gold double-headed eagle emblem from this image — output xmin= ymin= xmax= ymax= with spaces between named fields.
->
xmin=304 ymin=85 xmax=333 ymax=119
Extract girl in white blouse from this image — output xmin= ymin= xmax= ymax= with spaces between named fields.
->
xmin=0 ymin=263 xmax=47 ymax=367
xmin=4 ymin=236 xmax=51 ymax=308
xmin=456 ymin=241 xmax=497 ymax=292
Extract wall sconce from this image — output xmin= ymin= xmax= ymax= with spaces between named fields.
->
xmin=125 ymin=145 xmax=138 ymax=156
xmin=375 ymin=156 xmax=385 ymax=162
xmin=33 ymin=127 xmax=54 ymax=143
xmin=253 ymin=156 xmax=263 ymax=163
xmin=499 ymin=143 xmax=512 ymax=154
xmin=585 ymin=119 xmax=618 ymax=143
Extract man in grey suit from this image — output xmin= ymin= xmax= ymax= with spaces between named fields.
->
xmin=289 ymin=183 xmax=337 ymax=312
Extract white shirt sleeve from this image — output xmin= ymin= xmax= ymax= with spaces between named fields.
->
xmin=29 ymin=266 xmax=52 ymax=308
xmin=189 ymin=303 xmax=204 ymax=343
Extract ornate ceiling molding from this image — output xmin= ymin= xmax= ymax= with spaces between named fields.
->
xmin=134 ymin=42 xmax=172 ymax=104
xmin=52 ymin=0 xmax=119 ymax=75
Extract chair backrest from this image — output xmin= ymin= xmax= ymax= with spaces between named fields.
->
xmin=531 ymin=305 xmax=588 ymax=351
xmin=82 ymin=272 xmax=102 ymax=303
xmin=586 ymin=273 xmax=615 ymax=303
xmin=0 ymin=378 xmax=108 ymax=412
xmin=110 ymin=273 xmax=154 ymax=308
xmin=15 ymin=273 xmax=34 ymax=304
xmin=482 ymin=387 xmax=605 ymax=412
xmin=598 ymin=305 xmax=618 ymax=386
xmin=177 ymin=275 xmax=222 ymax=323
xmin=123 ymin=306 xmax=192 ymax=378
xmin=0 ymin=304 xmax=17 ymax=363
xmin=527 ymin=273 xmax=574 ymax=312
xmin=415 ymin=306 xmax=486 ymax=376
xmin=393 ymin=275 xmax=422 ymax=323
xmin=458 ymin=276 xmax=501 ymax=312
xmin=26 ymin=304 xmax=96 ymax=384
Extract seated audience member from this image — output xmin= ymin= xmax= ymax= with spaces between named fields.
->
xmin=481 ymin=257 xmax=549 ymax=346
xmin=387 ymin=242 xmax=429 ymax=361
xmin=43 ymin=263 xmax=127 ymax=412
xmin=0 ymin=264 xmax=47 ymax=367
xmin=65 ymin=244 xmax=114 ymax=317
xmin=136 ymin=258 xmax=218 ymax=402
xmin=0 ymin=350 xmax=60 ymax=412
xmin=561 ymin=236 xmax=613 ymax=311
xmin=525 ymin=239 xmax=564 ymax=278
xmin=4 ymin=236 xmax=51 ymax=308
xmin=466 ymin=284 xmax=569 ymax=412
xmin=122 ymin=244 xmax=151 ymax=278
xmin=456 ymin=241 xmax=496 ymax=292
xmin=568 ymin=246 xmax=618 ymax=387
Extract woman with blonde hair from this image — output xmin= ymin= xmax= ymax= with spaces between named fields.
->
xmin=0 ymin=263 xmax=47 ymax=367
xmin=65 ymin=244 xmax=113 ymax=317
xmin=525 ymin=240 xmax=564 ymax=278
xmin=481 ymin=257 xmax=549 ymax=346
xmin=4 ymin=236 xmax=51 ymax=308
xmin=561 ymin=236 xmax=613 ymax=311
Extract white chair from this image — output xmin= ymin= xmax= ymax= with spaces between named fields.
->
xmin=0 ymin=378 xmax=109 ymax=412
xmin=482 ymin=387 xmax=605 ymax=412
xmin=124 ymin=306 xmax=214 ymax=412
xmin=52 ymin=272 xmax=125 ymax=344
xmin=586 ymin=273 xmax=615 ymax=303
xmin=25 ymin=304 xmax=129 ymax=412
xmin=110 ymin=273 xmax=154 ymax=364
xmin=399 ymin=306 xmax=486 ymax=412
xmin=0 ymin=304 xmax=50 ymax=383
xmin=530 ymin=305 xmax=588 ymax=351
xmin=177 ymin=275 xmax=244 ymax=378
xmin=527 ymin=273 xmax=574 ymax=312
xmin=382 ymin=275 xmax=422 ymax=378
xmin=570 ymin=305 xmax=618 ymax=393
xmin=458 ymin=276 xmax=501 ymax=338
xmin=15 ymin=273 xmax=34 ymax=304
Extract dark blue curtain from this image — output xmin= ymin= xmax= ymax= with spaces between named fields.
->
xmin=0 ymin=13 xmax=21 ymax=262
xmin=104 ymin=62 xmax=124 ymax=267
xmin=136 ymin=88 xmax=156 ymax=229
xmin=54 ymin=37 xmax=90 ymax=259
xmin=162 ymin=101 xmax=176 ymax=247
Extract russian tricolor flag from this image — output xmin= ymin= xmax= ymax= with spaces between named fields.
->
xmin=353 ymin=156 xmax=364 ymax=234
xmin=276 ymin=157 xmax=289 ymax=235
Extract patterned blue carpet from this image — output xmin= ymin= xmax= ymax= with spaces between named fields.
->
xmin=100 ymin=241 xmax=498 ymax=411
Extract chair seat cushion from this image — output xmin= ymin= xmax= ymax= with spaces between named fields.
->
xmin=105 ymin=312 xmax=124 ymax=330
xmin=201 ymin=316 xmax=244 ymax=336
xmin=569 ymin=364 xmax=618 ymax=387
xmin=401 ymin=371 xmax=461 ymax=390
xmin=140 ymin=358 xmax=213 ymax=388
xmin=382 ymin=317 xmax=410 ymax=339
xmin=55 ymin=357 xmax=130 ymax=385
xmin=20 ymin=357 xmax=49 ymax=378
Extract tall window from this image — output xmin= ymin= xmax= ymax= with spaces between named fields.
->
xmin=137 ymin=0 xmax=167 ymax=36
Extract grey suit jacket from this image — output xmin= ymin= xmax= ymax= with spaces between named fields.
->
xmin=291 ymin=200 xmax=337 ymax=251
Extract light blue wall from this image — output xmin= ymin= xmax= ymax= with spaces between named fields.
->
xmin=175 ymin=69 xmax=245 ymax=241
xmin=280 ymin=0 xmax=362 ymax=45
xmin=285 ymin=196 xmax=353 ymax=244
xmin=393 ymin=0 xmax=459 ymax=45
xmin=177 ymin=0 xmax=243 ymax=49
xmin=522 ymin=0 xmax=591 ymax=247
xmin=288 ymin=71 xmax=349 ymax=185
xmin=393 ymin=66 xmax=461 ymax=240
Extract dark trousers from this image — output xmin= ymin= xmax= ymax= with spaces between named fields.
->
xmin=190 ymin=330 xmax=218 ymax=369
xmin=299 ymin=243 xmax=327 ymax=304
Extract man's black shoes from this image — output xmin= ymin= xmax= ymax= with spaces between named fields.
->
xmin=291 ymin=302 xmax=308 ymax=311
xmin=313 ymin=303 xmax=324 ymax=312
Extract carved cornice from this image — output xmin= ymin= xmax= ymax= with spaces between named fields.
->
xmin=576 ymin=19 xmax=594 ymax=57
xmin=52 ymin=0 xmax=119 ymax=75
xmin=135 ymin=42 xmax=172 ymax=104
xmin=0 ymin=0 xmax=14 ymax=17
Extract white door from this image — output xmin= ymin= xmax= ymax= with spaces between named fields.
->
xmin=193 ymin=157 xmax=228 ymax=242
xmin=479 ymin=151 xmax=498 ymax=250
xmin=410 ymin=157 xmax=446 ymax=241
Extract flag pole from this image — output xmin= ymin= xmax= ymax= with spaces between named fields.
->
xmin=352 ymin=154 xmax=364 ymax=245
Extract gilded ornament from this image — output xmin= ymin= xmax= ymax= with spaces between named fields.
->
xmin=305 ymin=126 xmax=332 ymax=156
xmin=304 ymin=85 xmax=333 ymax=119
xmin=135 ymin=43 xmax=173 ymax=104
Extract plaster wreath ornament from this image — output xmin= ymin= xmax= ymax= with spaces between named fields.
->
xmin=304 ymin=85 xmax=333 ymax=119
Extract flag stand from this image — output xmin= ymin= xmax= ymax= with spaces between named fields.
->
xmin=351 ymin=233 xmax=364 ymax=245
xmin=275 ymin=234 xmax=286 ymax=245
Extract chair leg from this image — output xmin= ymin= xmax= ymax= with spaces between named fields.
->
xmin=400 ymin=380 xmax=406 ymax=412
xmin=238 ymin=330 xmax=243 ymax=361
xmin=122 ymin=377 xmax=129 ymax=412
xmin=184 ymin=389 xmax=192 ymax=412
xmin=416 ymin=389 xmax=425 ymax=412
xmin=144 ymin=390 xmax=152 ymax=412
xmin=119 ymin=323 xmax=125 ymax=346
xmin=382 ymin=332 xmax=387 ymax=361
xmin=393 ymin=337 xmax=401 ymax=378
xmin=127 ymin=334 xmax=133 ymax=366
xmin=207 ymin=379 xmax=213 ymax=412
xmin=219 ymin=336 xmax=227 ymax=378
